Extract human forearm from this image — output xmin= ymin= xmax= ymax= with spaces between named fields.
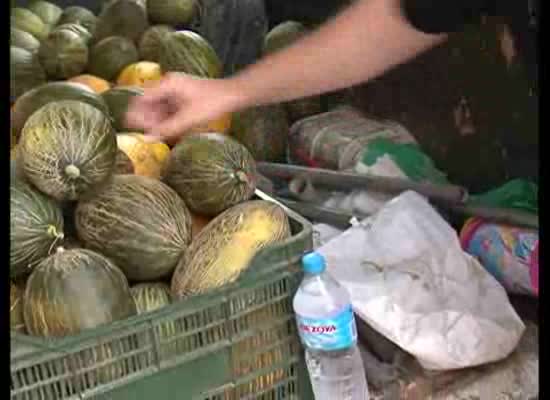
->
xmin=229 ymin=0 xmax=447 ymax=109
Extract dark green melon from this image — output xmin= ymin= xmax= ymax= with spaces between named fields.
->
xmin=19 ymin=100 xmax=117 ymax=201
xmin=115 ymin=149 xmax=135 ymax=174
xmin=10 ymin=180 xmax=64 ymax=279
xmin=88 ymin=36 xmax=139 ymax=81
xmin=55 ymin=22 xmax=93 ymax=44
xmin=101 ymin=86 xmax=144 ymax=131
xmin=75 ymin=174 xmax=192 ymax=281
xmin=159 ymin=30 xmax=222 ymax=78
xmin=232 ymin=104 xmax=289 ymax=162
xmin=147 ymin=0 xmax=197 ymax=26
xmin=138 ymin=25 xmax=174 ymax=62
xmin=58 ymin=6 xmax=97 ymax=35
xmin=11 ymin=28 xmax=41 ymax=53
xmin=24 ymin=247 xmax=136 ymax=337
xmin=11 ymin=81 xmax=110 ymax=141
xmin=38 ymin=25 xmax=89 ymax=79
xmin=10 ymin=282 xmax=26 ymax=333
xmin=28 ymin=0 xmax=62 ymax=27
xmin=94 ymin=0 xmax=149 ymax=44
xmin=11 ymin=8 xmax=49 ymax=41
xmin=163 ymin=133 xmax=257 ymax=216
xmin=10 ymin=46 xmax=46 ymax=102
xmin=171 ymin=200 xmax=291 ymax=298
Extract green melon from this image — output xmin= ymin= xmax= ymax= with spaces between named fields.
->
xmin=171 ymin=200 xmax=291 ymax=298
xmin=101 ymin=86 xmax=144 ymax=131
xmin=147 ymin=0 xmax=197 ymax=26
xmin=75 ymin=174 xmax=192 ymax=281
xmin=11 ymin=81 xmax=110 ymax=141
xmin=10 ymin=47 xmax=47 ymax=102
xmin=88 ymin=36 xmax=139 ymax=81
xmin=94 ymin=0 xmax=149 ymax=44
xmin=11 ymin=28 xmax=41 ymax=53
xmin=163 ymin=133 xmax=257 ymax=216
xmin=232 ymin=104 xmax=289 ymax=162
xmin=10 ymin=282 xmax=26 ymax=333
xmin=138 ymin=25 xmax=174 ymax=62
xmin=19 ymin=100 xmax=117 ymax=201
xmin=11 ymin=8 xmax=50 ymax=41
xmin=58 ymin=6 xmax=97 ymax=35
xmin=55 ymin=22 xmax=93 ymax=44
xmin=10 ymin=181 xmax=64 ymax=279
xmin=24 ymin=247 xmax=136 ymax=337
xmin=159 ymin=30 xmax=222 ymax=78
xmin=28 ymin=0 xmax=62 ymax=27
xmin=38 ymin=25 xmax=89 ymax=79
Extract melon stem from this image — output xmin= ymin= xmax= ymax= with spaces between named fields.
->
xmin=47 ymin=225 xmax=64 ymax=239
xmin=235 ymin=170 xmax=249 ymax=185
xmin=65 ymin=164 xmax=81 ymax=179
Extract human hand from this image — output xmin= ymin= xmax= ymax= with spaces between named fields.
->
xmin=126 ymin=73 xmax=244 ymax=143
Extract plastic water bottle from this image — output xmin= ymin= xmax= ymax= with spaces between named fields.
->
xmin=293 ymin=252 xmax=369 ymax=400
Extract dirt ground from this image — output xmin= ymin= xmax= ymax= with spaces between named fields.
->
xmin=348 ymin=17 xmax=538 ymax=193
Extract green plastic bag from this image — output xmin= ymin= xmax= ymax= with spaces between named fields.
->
xmin=357 ymin=137 xmax=449 ymax=184
xmin=469 ymin=179 xmax=538 ymax=215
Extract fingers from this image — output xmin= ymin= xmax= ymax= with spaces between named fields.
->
xmin=146 ymin=112 xmax=194 ymax=142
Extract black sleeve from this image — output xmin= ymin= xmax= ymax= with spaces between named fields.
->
xmin=402 ymin=0 xmax=498 ymax=34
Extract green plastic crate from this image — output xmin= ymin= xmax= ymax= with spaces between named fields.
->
xmin=10 ymin=209 xmax=314 ymax=400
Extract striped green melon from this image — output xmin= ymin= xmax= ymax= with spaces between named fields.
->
xmin=28 ymin=0 xmax=62 ymax=27
xmin=38 ymin=25 xmax=89 ymax=79
xmin=159 ymin=30 xmax=222 ymax=78
xmin=10 ymin=46 xmax=46 ymax=102
xmin=24 ymin=247 xmax=136 ymax=337
xmin=11 ymin=81 xmax=110 ymax=141
xmin=138 ymin=25 xmax=174 ymax=62
xmin=88 ymin=36 xmax=139 ymax=81
xmin=232 ymin=104 xmax=289 ymax=162
xmin=55 ymin=22 xmax=93 ymax=44
xmin=147 ymin=0 xmax=197 ymax=26
xmin=102 ymin=86 xmax=144 ymax=131
xmin=163 ymin=133 xmax=257 ymax=216
xmin=94 ymin=0 xmax=148 ymax=44
xmin=11 ymin=8 xmax=49 ymax=41
xmin=19 ymin=100 xmax=117 ymax=201
xmin=58 ymin=6 xmax=97 ymax=35
xmin=10 ymin=282 xmax=26 ymax=333
xmin=11 ymin=28 xmax=41 ymax=53
xmin=10 ymin=180 xmax=64 ymax=279
xmin=75 ymin=174 xmax=192 ymax=281
xmin=171 ymin=200 xmax=291 ymax=298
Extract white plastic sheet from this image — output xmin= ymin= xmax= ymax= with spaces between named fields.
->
xmin=318 ymin=191 xmax=525 ymax=370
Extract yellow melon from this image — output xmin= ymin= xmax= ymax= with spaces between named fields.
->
xmin=116 ymin=133 xmax=170 ymax=179
xmin=116 ymin=61 xmax=163 ymax=87
xmin=68 ymin=75 xmax=111 ymax=94
xmin=187 ymin=113 xmax=232 ymax=135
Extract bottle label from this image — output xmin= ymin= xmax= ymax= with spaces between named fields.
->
xmin=295 ymin=305 xmax=357 ymax=351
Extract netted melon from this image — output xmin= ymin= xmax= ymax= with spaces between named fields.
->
xmin=10 ymin=282 xmax=26 ymax=333
xmin=75 ymin=174 xmax=192 ymax=281
xmin=138 ymin=25 xmax=174 ymax=62
xmin=10 ymin=181 xmax=64 ymax=279
xmin=116 ymin=61 xmax=163 ymax=87
xmin=114 ymin=149 xmax=135 ymax=174
xmin=10 ymin=46 xmax=46 ymax=102
xmin=147 ymin=0 xmax=197 ymax=26
xmin=24 ymin=247 xmax=136 ymax=337
xmin=68 ymin=74 xmax=111 ymax=94
xmin=28 ymin=0 xmax=62 ymax=27
xmin=232 ymin=104 xmax=289 ymax=162
xmin=39 ymin=25 xmax=89 ymax=79
xmin=88 ymin=36 xmax=139 ymax=81
xmin=55 ymin=22 xmax=93 ymax=44
xmin=58 ymin=6 xmax=97 ymax=35
xmin=19 ymin=100 xmax=117 ymax=201
xmin=163 ymin=132 xmax=257 ymax=216
xmin=94 ymin=0 xmax=149 ymax=44
xmin=11 ymin=8 xmax=49 ymax=41
xmin=159 ymin=30 xmax=223 ymax=78
xmin=10 ymin=81 xmax=110 ymax=140
xmin=116 ymin=132 xmax=170 ymax=178
xmin=102 ymin=86 xmax=144 ymax=131
xmin=11 ymin=28 xmax=41 ymax=53
xmin=171 ymin=200 xmax=291 ymax=298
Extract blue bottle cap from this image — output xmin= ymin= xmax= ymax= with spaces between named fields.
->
xmin=302 ymin=252 xmax=326 ymax=274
